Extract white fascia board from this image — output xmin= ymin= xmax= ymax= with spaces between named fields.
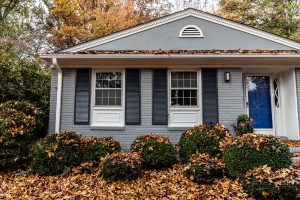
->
xmin=60 ymin=9 xmax=300 ymax=53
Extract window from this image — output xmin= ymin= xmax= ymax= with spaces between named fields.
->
xmin=95 ymin=72 xmax=122 ymax=106
xmin=170 ymin=71 xmax=198 ymax=106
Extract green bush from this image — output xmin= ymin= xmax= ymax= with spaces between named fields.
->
xmin=131 ymin=134 xmax=176 ymax=168
xmin=31 ymin=132 xmax=82 ymax=175
xmin=242 ymin=165 xmax=300 ymax=200
xmin=232 ymin=114 xmax=254 ymax=136
xmin=183 ymin=153 xmax=224 ymax=184
xmin=142 ymin=140 xmax=176 ymax=168
xmin=0 ymin=101 xmax=45 ymax=170
xmin=223 ymin=134 xmax=292 ymax=178
xmin=179 ymin=124 xmax=232 ymax=163
xmin=101 ymin=152 xmax=142 ymax=181
xmin=81 ymin=137 xmax=121 ymax=164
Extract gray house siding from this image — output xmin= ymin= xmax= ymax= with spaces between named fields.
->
xmin=49 ymin=68 xmax=245 ymax=149
xmin=296 ymin=69 xmax=300 ymax=133
xmin=88 ymin=16 xmax=294 ymax=51
xmin=48 ymin=69 xmax=57 ymax=133
xmin=218 ymin=69 xmax=244 ymax=133
xmin=59 ymin=68 xmax=180 ymax=150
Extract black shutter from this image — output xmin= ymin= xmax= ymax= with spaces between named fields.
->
xmin=202 ymin=69 xmax=219 ymax=124
xmin=74 ymin=69 xmax=91 ymax=124
xmin=152 ymin=69 xmax=168 ymax=125
xmin=125 ymin=69 xmax=141 ymax=125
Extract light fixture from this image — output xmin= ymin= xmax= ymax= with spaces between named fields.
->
xmin=224 ymin=72 xmax=231 ymax=82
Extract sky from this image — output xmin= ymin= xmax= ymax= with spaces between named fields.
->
xmin=170 ymin=0 xmax=219 ymax=12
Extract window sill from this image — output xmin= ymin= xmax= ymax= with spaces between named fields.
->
xmin=90 ymin=126 xmax=125 ymax=131
xmin=169 ymin=107 xmax=200 ymax=111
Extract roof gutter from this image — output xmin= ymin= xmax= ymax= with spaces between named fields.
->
xmin=52 ymin=58 xmax=62 ymax=133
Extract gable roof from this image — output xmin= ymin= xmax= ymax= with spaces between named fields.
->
xmin=61 ymin=8 xmax=300 ymax=53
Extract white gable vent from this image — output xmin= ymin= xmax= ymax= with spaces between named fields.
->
xmin=179 ymin=25 xmax=204 ymax=38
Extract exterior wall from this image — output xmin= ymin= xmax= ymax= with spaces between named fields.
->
xmin=48 ymin=69 xmax=57 ymax=133
xmin=59 ymin=68 xmax=180 ymax=150
xmin=218 ymin=69 xmax=244 ymax=133
xmin=88 ymin=16 xmax=294 ymax=51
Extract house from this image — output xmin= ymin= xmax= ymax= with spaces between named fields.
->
xmin=41 ymin=8 xmax=300 ymax=149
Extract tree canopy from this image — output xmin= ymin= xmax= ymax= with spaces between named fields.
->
xmin=215 ymin=0 xmax=300 ymax=42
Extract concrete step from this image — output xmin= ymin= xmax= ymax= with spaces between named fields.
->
xmin=289 ymin=147 xmax=300 ymax=153
xmin=293 ymin=153 xmax=300 ymax=157
xmin=292 ymin=157 xmax=300 ymax=164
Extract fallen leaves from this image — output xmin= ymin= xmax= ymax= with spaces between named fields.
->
xmin=0 ymin=164 xmax=252 ymax=199
xmin=282 ymin=140 xmax=300 ymax=147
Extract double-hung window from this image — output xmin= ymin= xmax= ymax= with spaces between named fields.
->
xmin=95 ymin=72 xmax=122 ymax=106
xmin=170 ymin=71 xmax=198 ymax=107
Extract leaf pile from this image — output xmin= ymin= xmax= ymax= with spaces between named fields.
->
xmin=220 ymin=133 xmax=283 ymax=151
xmin=282 ymin=140 xmax=300 ymax=147
xmin=0 ymin=163 xmax=251 ymax=199
xmin=181 ymin=124 xmax=232 ymax=142
xmin=101 ymin=152 xmax=142 ymax=167
xmin=131 ymin=134 xmax=172 ymax=154
xmin=76 ymin=49 xmax=300 ymax=55
xmin=188 ymin=153 xmax=225 ymax=169
xmin=80 ymin=137 xmax=120 ymax=149
xmin=245 ymin=165 xmax=300 ymax=187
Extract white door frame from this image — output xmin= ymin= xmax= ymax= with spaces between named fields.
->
xmin=244 ymin=74 xmax=277 ymax=135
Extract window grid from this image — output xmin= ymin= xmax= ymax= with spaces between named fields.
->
xmin=95 ymin=72 xmax=122 ymax=107
xmin=170 ymin=72 xmax=198 ymax=107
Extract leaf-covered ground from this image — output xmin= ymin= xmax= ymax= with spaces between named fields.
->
xmin=0 ymin=164 xmax=252 ymax=200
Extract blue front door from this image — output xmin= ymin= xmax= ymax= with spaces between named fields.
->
xmin=247 ymin=76 xmax=273 ymax=129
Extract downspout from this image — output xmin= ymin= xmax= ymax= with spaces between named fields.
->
xmin=52 ymin=58 xmax=62 ymax=133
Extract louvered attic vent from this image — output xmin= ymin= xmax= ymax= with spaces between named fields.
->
xmin=179 ymin=25 xmax=204 ymax=38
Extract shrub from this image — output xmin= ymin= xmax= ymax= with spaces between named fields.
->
xmin=222 ymin=134 xmax=292 ymax=178
xmin=242 ymin=165 xmax=300 ymax=200
xmin=31 ymin=132 xmax=82 ymax=175
xmin=81 ymin=137 xmax=121 ymax=164
xmin=131 ymin=134 xmax=176 ymax=168
xmin=232 ymin=114 xmax=254 ymax=136
xmin=183 ymin=153 xmax=225 ymax=184
xmin=179 ymin=124 xmax=232 ymax=163
xmin=101 ymin=152 xmax=142 ymax=181
xmin=0 ymin=101 xmax=45 ymax=170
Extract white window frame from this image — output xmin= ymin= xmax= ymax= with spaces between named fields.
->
xmin=90 ymin=69 xmax=125 ymax=127
xmin=168 ymin=69 xmax=202 ymax=128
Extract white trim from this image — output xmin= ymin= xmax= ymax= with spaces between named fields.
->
xmin=292 ymin=69 xmax=300 ymax=139
xmin=61 ymin=8 xmax=300 ymax=52
xmin=179 ymin=25 xmax=204 ymax=38
xmin=52 ymin=58 xmax=62 ymax=133
xmin=90 ymin=69 xmax=125 ymax=127
xmin=168 ymin=69 xmax=202 ymax=127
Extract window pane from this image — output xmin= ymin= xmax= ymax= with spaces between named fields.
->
xmin=184 ymin=90 xmax=191 ymax=98
xmin=103 ymin=90 xmax=108 ymax=98
xmin=109 ymin=80 xmax=116 ymax=88
xmin=178 ymin=90 xmax=183 ymax=98
xmin=191 ymin=98 xmax=197 ymax=106
xmin=171 ymin=80 xmax=177 ymax=88
xmin=116 ymin=98 xmax=121 ymax=106
xmin=191 ymin=80 xmax=197 ymax=87
xmin=109 ymin=90 xmax=116 ymax=98
xmin=171 ymin=97 xmax=177 ymax=106
xmin=184 ymin=79 xmax=191 ymax=87
xmin=109 ymin=98 xmax=115 ymax=106
xmin=102 ymin=98 xmax=108 ymax=105
xmin=115 ymin=80 xmax=121 ymax=88
xmin=116 ymin=90 xmax=121 ymax=98
xmin=184 ymin=98 xmax=191 ymax=106
xmin=191 ymin=72 xmax=197 ymax=80
xmin=95 ymin=90 xmax=103 ymax=98
xmin=171 ymin=90 xmax=177 ymax=98
xmin=178 ymin=72 xmax=183 ymax=79
xmin=178 ymin=98 xmax=183 ymax=106
xmin=184 ymin=72 xmax=191 ymax=80
xmin=191 ymin=90 xmax=197 ymax=98
xmin=95 ymin=98 xmax=103 ymax=105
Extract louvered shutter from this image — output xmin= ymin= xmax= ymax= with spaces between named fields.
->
xmin=125 ymin=69 xmax=141 ymax=125
xmin=152 ymin=69 xmax=168 ymax=125
xmin=202 ymin=69 xmax=219 ymax=124
xmin=74 ymin=69 xmax=91 ymax=124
